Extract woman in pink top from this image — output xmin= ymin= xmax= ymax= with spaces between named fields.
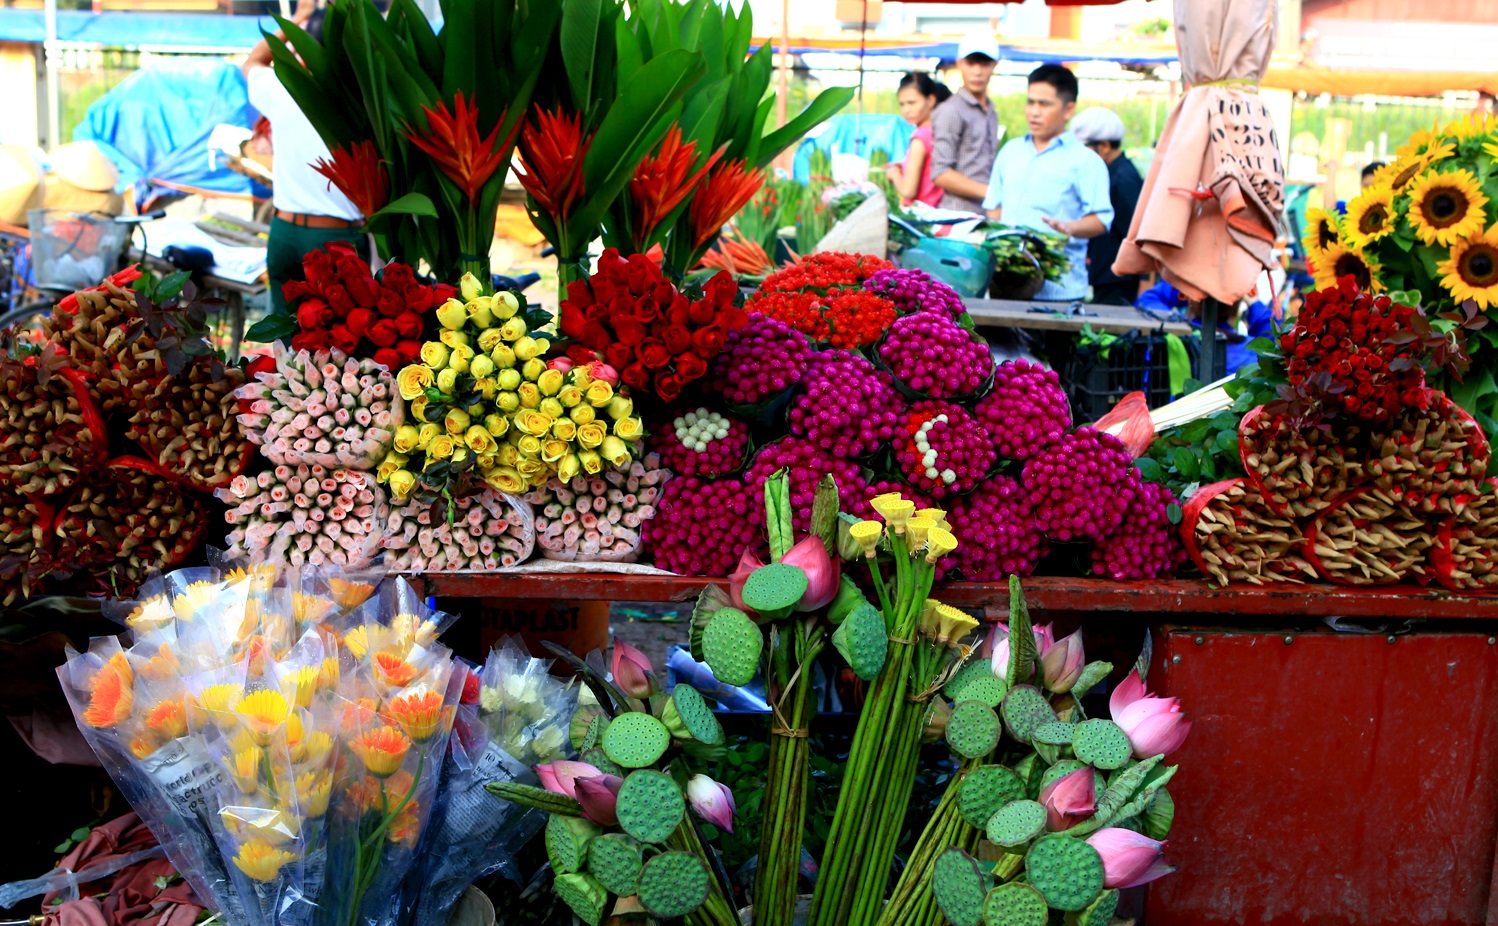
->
xmin=886 ymin=72 xmax=952 ymax=208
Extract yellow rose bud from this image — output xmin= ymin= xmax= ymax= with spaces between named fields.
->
xmin=541 ymin=439 xmax=568 ymax=463
xmin=436 ymin=298 xmax=468 ymax=330
xmin=600 ymin=435 xmax=631 ymax=467
xmin=428 ymin=435 xmax=456 ymax=460
xmin=539 ymin=397 xmax=565 ymax=420
xmin=451 ymin=446 xmax=470 ymax=465
xmin=376 ymin=458 xmax=401 ymax=482
xmin=532 ymin=337 xmax=551 ymax=356
xmin=420 ymin=341 xmax=450 ymax=369
xmin=467 ymin=297 xmax=493 ymax=329
xmin=516 ymin=456 xmax=545 ymax=479
xmin=570 ymin=403 xmax=597 ymax=425
xmin=440 ymin=328 xmax=471 ymax=349
xmin=577 ymin=421 xmax=607 ymax=450
xmin=499 ymin=318 xmax=527 ymax=341
xmin=445 ymin=408 xmax=471 ymax=436
xmin=478 ymin=452 xmax=498 ymax=469
xmin=497 ymin=368 xmax=522 ymax=391
xmin=613 ymin=416 xmax=644 ymax=442
xmin=418 ymin=422 xmax=441 ymax=449
xmin=518 ymin=382 xmax=541 ymax=408
xmin=437 ymin=368 xmax=459 ymax=394
xmin=466 ymin=425 xmax=495 ymax=454
xmin=388 ymin=469 xmax=416 ymax=499
xmin=478 ymin=328 xmax=505 ymax=354
xmin=448 ymin=344 xmax=474 ymax=374
xmin=513 ymin=336 xmax=541 ymax=362
xmin=469 ymin=354 xmax=497 ymax=380
xmin=579 ymin=450 xmax=603 ymax=474
xmin=521 ymin=358 xmax=546 ymax=382
xmin=558 ymin=385 xmax=584 ymax=407
xmin=557 ymin=453 xmax=581 ymax=482
xmin=484 ymin=466 xmax=525 ymax=494
xmin=476 ymin=377 xmax=498 ymax=400
xmin=607 ymin=395 xmax=634 ymax=421
xmin=497 ymin=391 xmax=521 ymax=412
xmin=496 ymin=443 xmax=521 ymax=466
xmin=493 ymin=291 xmax=520 ymax=320
xmin=513 ymin=410 xmax=548 ymax=436
xmin=459 ymin=271 xmax=484 ymax=303
xmin=571 ymin=366 xmax=593 ymax=389
xmin=538 ymin=368 xmax=565 ymax=396
xmin=491 ymin=344 xmax=516 ymax=369
xmin=410 ymin=396 xmax=429 ymax=423
xmin=551 ymin=418 xmax=578 ymax=441
xmin=484 ymin=414 xmax=509 ymax=438
xmin=585 ymin=380 xmax=614 ymax=407
xmin=397 ymin=365 xmax=434 ymax=401
xmin=393 ymin=425 xmax=420 ymax=454
xmin=517 ymin=434 xmax=542 ymax=456
xmin=385 ymin=450 xmax=409 ymax=467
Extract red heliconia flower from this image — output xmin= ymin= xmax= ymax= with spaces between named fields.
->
xmin=630 ymin=126 xmax=724 ymax=245
xmin=516 ymin=106 xmax=591 ymax=222
xmin=312 ymin=140 xmax=387 ymax=218
xmin=404 ymin=92 xmax=514 ymax=202
xmin=689 ymin=159 xmax=765 ymax=249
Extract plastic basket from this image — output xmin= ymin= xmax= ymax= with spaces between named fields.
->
xmin=26 ymin=209 xmax=130 ymax=292
xmin=1064 ymin=329 xmax=1227 ymax=423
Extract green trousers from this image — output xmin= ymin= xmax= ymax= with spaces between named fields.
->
xmin=266 ymin=217 xmax=369 ymax=314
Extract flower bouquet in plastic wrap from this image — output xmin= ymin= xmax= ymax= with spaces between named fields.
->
xmin=55 ymin=562 xmax=493 ymax=926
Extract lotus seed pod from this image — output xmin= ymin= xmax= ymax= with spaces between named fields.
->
xmin=830 ymin=601 xmax=888 ymax=681
xmin=944 ymin=659 xmax=1009 ymax=707
xmin=701 ymin=607 xmax=761 ymax=687
xmin=1001 ymin=685 xmax=1058 ymax=744
xmin=932 ymin=847 xmax=991 ymax=926
xmin=946 ymin=701 xmax=1002 ymax=759
xmin=986 ymin=798 xmax=1047 ymax=848
xmin=958 ymin=765 xmax=1027 ymax=829
xmin=599 ymin=712 xmax=670 ymax=769
xmin=1024 ymin=834 xmax=1105 ymax=912
xmin=614 ymin=770 xmax=685 ymax=844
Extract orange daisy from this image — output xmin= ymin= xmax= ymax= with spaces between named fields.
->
xmin=349 ymin=725 xmax=411 ymax=777
xmin=145 ymin=699 xmax=188 ymax=739
xmin=232 ymin=840 xmax=297 ymax=882
xmin=388 ymin=800 xmax=423 ymax=847
xmin=384 ymin=690 xmax=447 ymax=742
xmin=373 ymin=651 xmax=419 ymax=690
xmin=83 ymin=653 xmax=134 ymax=728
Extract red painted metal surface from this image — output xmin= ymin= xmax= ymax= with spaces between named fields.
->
xmin=1147 ymin=629 xmax=1498 ymax=926
xmin=414 ymin=573 xmax=1498 ymax=618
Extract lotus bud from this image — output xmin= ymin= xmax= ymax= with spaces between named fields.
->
xmin=573 ymin=774 xmax=624 ymax=827
xmin=445 ymin=408 xmax=471 ymax=436
xmin=470 ymin=354 xmax=497 ymax=380
xmin=610 ymin=641 xmax=655 ymax=699
xmin=521 ymin=357 xmax=546 ymax=382
xmin=534 ymin=760 xmax=603 ymax=799
xmin=477 ymin=327 xmax=505 ymax=354
xmin=467 ymin=296 xmax=494 ymax=329
xmin=459 ymin=271 xmax=484 ymax=302
xmin=1086 ymin=828 xmax=1174 ymax=889
xmin=493 ymin=291 xmax=520 ymax=320
xmin=606 ymin=395 xmax=633 ymax=421
xmin=420 ymin=341 xmax=450 ymax=369
xmin=686 ymin=774 xmax=736 ymax=833
xmin=538 ymin=368 xmax=565 ymax=396
xmin=1041 ymin=629 xmax=1086 ymax=693
xmin=1040 ymin=766 xmax=1097 ymax=832
xmin=491 ymin=344 xmax=517 ymax=369
xmin=436 ymin=368 xmax=458 ymax=395
xmin=436 ymin=298 xmax=468 ymax=330
xmin=1109 ymin=670 xmax=1192 ymax=757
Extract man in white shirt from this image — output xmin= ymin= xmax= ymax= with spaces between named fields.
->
xmin=243 ymin=8 xmax=367 ymax=313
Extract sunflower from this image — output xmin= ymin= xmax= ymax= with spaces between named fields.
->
xmin=1438 ymin=223 xmax=1498 ymax=309
xmin=1343 ymin=185 xmax=1396 ymax=250
xmin=1407 ymin=168 xmax=1489 ymax=246
xmin=1373 ymin=155 xmax=1428 ymax=193
xmin=1396 ymin=125 xmax=1444 ymax=159
xmin=1445 ymin=112 xmax=1494 ymax=142
xmin=1302 ymin=207 xmax=1341 ymax=263
xmin=1312 ymin=241 xmax=1383 ymax=293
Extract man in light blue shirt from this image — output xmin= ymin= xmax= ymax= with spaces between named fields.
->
xmin=983 ymin=64 xmax=1113 ymax=302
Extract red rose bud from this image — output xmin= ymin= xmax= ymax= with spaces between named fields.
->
xmin=661 ymin=325 xmax=692 ymax=355
xmin=639 ymin=338 xmax=672 ymax=370
xmin=382 ymin=262 xmax=415 ymax=290
xmin=605 ymin=343 xmax=634 ymax=371
xmin=330 ymin=324 xmax=360 ymax=354
xmin=291 ymin=329 xmax=330 ymax=352
xmin=404 ymin=282 xmax=434 ymax=312
xmin=676 ymin=351 xmax=708 ymax=382
xmin=397 ymin=339 xmax=423 ymax=365
xmin=621 ymin=362 xmax=650 ymax=390
xmin=368 ymin=319 xmax=399 ymax=349
xmin=324 ymin=283 xmax=355 ymax=317
xmin=547 ymin=356 xmax=575 ymax=373
xmin=373 ymin=347 xmax=402 ymax=371
xmin=376 ymin=289 xmax=404 ymax=318
xmin=303 ymin=249 xmax=336 ymax=284
xmin=282 ymin=279 xmax=315 ymax=302
xmin=347 ymin=275 xmax=381 ymax=308
xmin=567 ymin=344 xmax=601 ymax=366
xmin=245 ymin=354 xmax=277 ymax=380
xmin=692 ymin=325 xmax=726 ymax=358
xmin=433 ymin=283 xmax=458 ymax=303
xmin=345 ymin=308 xmax=375 ymax=338
xmin=656 ymin=371 xmax=684 ymax=402
xmin=395 ymin=311 xmax=423 ymax=340
xmin=296 ymin=299 xmax=328 ymax=331
xmin=613 ymin=315 xmax=649 ymax=346
xmin=687 ymin=296 xmax=717 ymax=326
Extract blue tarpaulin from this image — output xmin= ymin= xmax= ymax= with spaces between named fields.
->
xmin=73 ymin=58 xmax=257 ymax=207
xmin=792 ymin=113 xmax=915 ymax=183
xmin=0 ymin=10 xmax=267 ymax=49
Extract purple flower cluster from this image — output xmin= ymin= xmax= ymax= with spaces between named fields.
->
xmin=878 ymin=312 xmax=994 ymax=399
xmin=655 ymin=406 xmax=750 ymax=478
xmin=707 ymin=312 xmax=811 ymax=406
xmin=949 ymin=475 xmax=1048 ymax=580
xmin=788 ymin=350 xmax=904 ymax=459
xmin=975 ymin=359 xmax=1072 ymax=461
xmin=744 ymin=437 xmax=874 ymax=531
xmin=1090 ymin=476 xmax=1186 ymax=580
xmin=892 ymin=400 xmax=997 ymax=499
xmin=1022 ymin=428 xmax=1135 ymax=542
xmin=863 ymin=268 xmax=965 ymax=319
xmin=643 ymin=475 xmax=760 ymax=576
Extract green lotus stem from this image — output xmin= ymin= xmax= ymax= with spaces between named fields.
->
xmin=876 ymin=762 xmax=983 ymax=926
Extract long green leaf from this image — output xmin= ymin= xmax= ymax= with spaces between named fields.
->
xmin=560 ymin=0 xmax=607 ymax=112
xmin=615 ymin=13 xmax=644 ymax=87
xmin=269 ymin=15 xmax=330 ymax=87
xmin=438 ymin=0 xmax=477 ymax=99
xmin=758 ymin=86 xmax=856 ymax=167
xmin=694 ymin=0 xmax=725 ymax=82
xmin=723 ymin=45 xmax=771 ymax=157
xmin=369 ymin=192 xmax=438 ymax=220
xmin=679 ymin=77 xmax=729 ymax=158
xmin=571 ymin=104 xmax=679 ymax=237
xmin=580 ymin=47 xmax=704 ymax=193
xmin=393 ymin=0 xmax=443 ymax=84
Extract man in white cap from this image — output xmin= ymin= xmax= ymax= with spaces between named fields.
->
xmin=928 ymin=32 xmax=1001 ymax=213
xmin=1071 ymin=107 xmax=1146 ymax=305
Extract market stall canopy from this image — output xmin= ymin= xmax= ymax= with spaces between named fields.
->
xmin=748 ymin=34 xmax=1177 ymax=66
xmin=1262 ymin=65 xmax=1498 ymax=98
xmin=1114 ymin=0 xmax=1282 ymax=305
xmin=0 ymin=9 xmax=264 ymax=49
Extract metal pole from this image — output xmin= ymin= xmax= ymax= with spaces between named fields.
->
xmin=776 ymin=0 xmax=789 ymax=129
xmin=43 ymin=0 xmax=60 ymax=149
xmin=1200 ymin=298 xmax=1220 ymax=387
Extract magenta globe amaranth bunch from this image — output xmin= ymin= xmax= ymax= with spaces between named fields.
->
xmin=863 ymin=267 xmax=964 ymax=319
xmin=1022 ymin=427 xmax=1135 ymax=542
xmin=1091 ymin=476 xmax=1187 ymax=580
xmin=975 ymin=359 xmax=1072 ymax=461
xmin=877 ymin=312 xmax=993 ymax=399
xmin=892 ymin=400 xmax=997 ymax=499
xmin=789 ymin=350 xmax=903 ymax=459
xmin=745 ymin=437 xmax=873 ymax=531
xmin=644 ymin=475 xmax=760 ymax=576
xmin=655 ymin=406 xmax=749 ymax=478
xmin=707 ymin=312 xmax=811 ymax=406
xmin=949 ymin=474 xmax=1047 ymax=579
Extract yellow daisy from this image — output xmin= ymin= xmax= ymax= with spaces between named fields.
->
xmin=1302 ymin=207 xmax=1341 ymax=263
xmin=1343 ymin=185 xmax=1396 ymax=250
xmin=1407 ymin=168 xmax=1488 ymax=246
xmin=1438 ymin=223 xmax=1498 ymax=309
xmin=1312 ymin=241 xmax=1383 ymax=293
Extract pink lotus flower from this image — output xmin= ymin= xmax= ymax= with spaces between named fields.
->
xmin=782 ymin=535 xmax=841 ymax=612
xmin=534 ymin=760 xmax=602 ymax=799
xmin=729 ymin=548 xmax=765 ymax=613
xmin=687 ymin=773 xmax=736 ymax=833
xmin=611 ymin=640 xmax=656 ymax=699
xmin=1086 ymin=827 xmax=1175 ymax=889
xmin=1110 ymin=669 xmax=1192 ymax=758
xmin=1038 ymin=765 xmax=1095 ymax=832
xmin=573 ymin=774 xmax=624 ymax=826
xmin=989 ymin=622 xmax=1056 ymax=679
xmin=1041 ymin=628 xmax=1086 ymax=693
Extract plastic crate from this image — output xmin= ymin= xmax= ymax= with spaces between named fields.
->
xmin=26 ymin=209 xmax=129 ymax=292
xmin=1064 ymin=328 xmax=1227 ymax=423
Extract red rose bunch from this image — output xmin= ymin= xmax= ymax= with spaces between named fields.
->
xmin=745 ymin=252 xmax=897 ymax=349
xmin=1277 ymin=276 xmax=1426 ymax=422
xmin=281 ymin=243 xmax=455 ymax=371
xmin=559 ymin=248 xmax=748 ymax=404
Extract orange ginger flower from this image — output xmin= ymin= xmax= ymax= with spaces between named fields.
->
xmin=689 ymin=159 xmax=766 ymax=249
xmin=516 ymin=107 xmax=591 ymax=221
xmin=404 ymin=92 xmax=514 ymax=202
xmin=83 ymin=653 xmax=134 ymax=728
xmin=384 ymin=690 xmax=446 ymax=742
xmin=312 ymin=140 xmax=387 ymax=218
xmin=373 ymin=651 xmax=419 ymax=689
xmin=145 ymin=698 xmax=188 ymax=739
xmin=349 ymin=725 xmax=411 ymax=777
xmin=630 ymin=126 xmax=724 ymax=245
